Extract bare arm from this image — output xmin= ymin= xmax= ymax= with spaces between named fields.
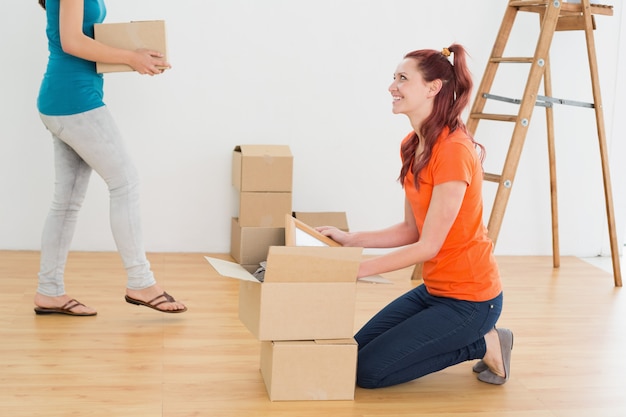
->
xmin=357 ymin=180 xmax=467 ymax=278
xmin=318 ymin=198 xmax=419 ymax=248
xmin=59 ymin=0 xmax=169 ymax=75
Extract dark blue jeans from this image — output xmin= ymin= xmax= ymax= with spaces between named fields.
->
xmin=355 ymin=284 xmax=503 ymax=388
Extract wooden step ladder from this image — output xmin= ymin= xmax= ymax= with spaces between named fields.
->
xmin=467 ymin=0 xmax=621 ymax=286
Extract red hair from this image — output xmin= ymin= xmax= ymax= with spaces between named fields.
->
xmin=398 ymin=44 xmax=484 ymax=189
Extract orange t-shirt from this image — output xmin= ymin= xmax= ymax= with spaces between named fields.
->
xmin=403 ymin=127 xmax=501 ymax=301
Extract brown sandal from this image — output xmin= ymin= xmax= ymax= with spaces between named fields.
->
xmin=34 ymin=299 xmax=97 ymax=316
xmin=124 ymin=292 xmax=187 ymax=313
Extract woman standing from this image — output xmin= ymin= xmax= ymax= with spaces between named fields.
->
xmin=34 ymin=0 xmax=186 ymax=315
xmin=318 ymin=45 xmax=512 ymax=387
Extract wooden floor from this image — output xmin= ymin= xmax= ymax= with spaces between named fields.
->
xmin=0 ymin=251 xmax=624 ymax=417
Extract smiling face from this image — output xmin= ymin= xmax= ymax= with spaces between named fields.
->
xmin=389 ymin=58 xmax=439 ymax=127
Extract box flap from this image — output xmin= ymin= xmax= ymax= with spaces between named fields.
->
xmin=237 ymin=144 xmax=292 ymax=157
xmin=293 ymin=212 xmax=349 ymax=232
xmin=284 ymin=214 xmax=341 ymax=247
xmin=264 ymin=246 xmax=361 ymax=283
xmin=204 ymin=256 xmax=260 ymax=283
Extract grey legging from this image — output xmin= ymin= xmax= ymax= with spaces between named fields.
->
xmin=37 ymin=106 xmax=155 ymax=296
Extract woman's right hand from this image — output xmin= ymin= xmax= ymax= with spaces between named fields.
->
xmin=316 ymin=226 xmax=351 ymax=246
xmin=129 ymin=49 xmax=171 ymax=75
xmin=59 ymin=0 xmax=169 ymax=74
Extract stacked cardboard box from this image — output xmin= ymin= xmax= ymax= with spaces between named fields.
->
xmin=258 ymin=218 xmax=360 ymax=401
xmin=206 ymin=216 xmax=361 ymax=401
xmin=219 ymin=145 xmax=360 ymax=400
xmin=231 ymin=145 xmax=293 ymax=272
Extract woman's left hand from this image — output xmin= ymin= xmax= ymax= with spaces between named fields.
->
xmin=130 ymin=49 xmax=171 ymax=75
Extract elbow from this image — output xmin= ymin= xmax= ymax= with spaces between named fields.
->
xmin=60 ymin=41 xmax=76 ymax=56
xmin=419 ymin=241 xmax=442 ymax=262
xmin=424 ymin=249 xmax=440 ymax=262
xmin=59 ymin=35 xmax=84 ymax=57
xmin=400 ymin=223 xmax=420 ymax=246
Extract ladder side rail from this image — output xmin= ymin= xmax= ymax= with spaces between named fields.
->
xmin=580 ymin=0 xmax=622 ymax=287
xmin=543 ymin=53 xmax=560 ymax=268
xmin=487 ymin=0 xmax=562 ymax=244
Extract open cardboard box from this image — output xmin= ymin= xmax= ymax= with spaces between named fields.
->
xmin=205 ymin=215 xmax=391 ymax=340
xmin=206 ymin=245 xmax=360 ymax=341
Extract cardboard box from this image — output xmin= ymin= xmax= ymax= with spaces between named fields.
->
xmin=260 ymin=339 xmax=357 ymax=401
xmin=230 ymin=217 xmax=284 ymax=265
xmin=93 ymin=20 xmax=167 ymax=73
xmin=238 ymin=192 xmax=292 ymax=228
xmin=232 ymin=145 xmax=293 ymax=192
xmin=206 ymin=245 xmax=361 ymax=341
xmin=293 ymin=211 xmax=349 ymax=232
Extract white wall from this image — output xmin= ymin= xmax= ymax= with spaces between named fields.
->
xmin=2 ymin=0 xmax=624 ymax=256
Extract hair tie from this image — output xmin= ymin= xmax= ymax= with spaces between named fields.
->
xmin=441 ymin=47 xmax=451 ymax=57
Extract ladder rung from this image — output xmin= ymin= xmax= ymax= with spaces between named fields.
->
xmin=537 ymin=95 xmax=595 ymax=109
xmin=490 ymin=57 xmax=534 ymax=64
xmin=508 ymin=0 xmax=550 ymax=6
xmin=483 ymin=173 xmax=501 ymax=183
xmin=483 ymin=93 xmax=552 ymax=108
xmin=470 ymin=113 xmax=517 ymax=122
xmin=482 ymin=93 xmax=594 ymax=109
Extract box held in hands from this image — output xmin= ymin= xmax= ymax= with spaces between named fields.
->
xmin=94 ymin=20 xmax=167 ymax=73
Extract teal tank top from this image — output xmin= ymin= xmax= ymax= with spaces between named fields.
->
xmin=37 ymin=0 xmax=107 ymax=116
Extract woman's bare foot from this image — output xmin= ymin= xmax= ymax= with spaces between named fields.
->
xmin=125 ymin=284 xmax=187 ymax=313
xmin=34 ymin=293 xmax=97 ymax=315
xmin=482 ymin=328 xmax=506 ymax=378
